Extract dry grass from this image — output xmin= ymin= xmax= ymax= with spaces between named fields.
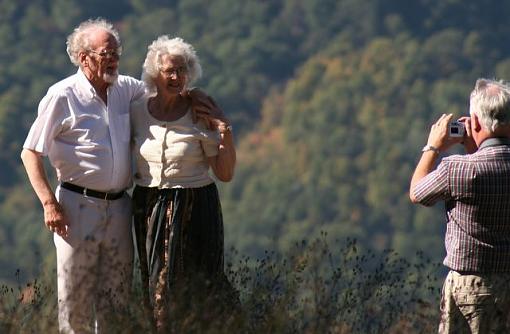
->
xmin=0 ymin=236 xmax=441 ymax=333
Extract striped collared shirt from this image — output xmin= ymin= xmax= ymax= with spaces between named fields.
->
xmin=413 ymin=138 xmax=510 ymax=273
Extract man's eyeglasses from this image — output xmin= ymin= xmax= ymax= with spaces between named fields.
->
xmin=88 ymin=47 xmax=122 ymax=59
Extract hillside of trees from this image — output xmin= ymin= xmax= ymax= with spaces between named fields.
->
xmin=2 ymin=0 xmax=510 ymax=292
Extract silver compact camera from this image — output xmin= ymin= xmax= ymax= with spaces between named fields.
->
xmin=448 ymin=121 xmax=465 ymax=137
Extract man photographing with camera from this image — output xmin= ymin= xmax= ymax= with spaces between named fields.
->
xmin=410 ymin=78 xmax=510 ymax=333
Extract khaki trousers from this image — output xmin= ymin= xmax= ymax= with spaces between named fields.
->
xmin=439 ymin=270 xmax=510 ymax=334
xmin=54 ymin=186 xmax=133 ymax=334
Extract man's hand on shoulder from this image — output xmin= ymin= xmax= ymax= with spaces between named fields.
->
xmin=186 ymin=87 xmax=209 ymax=125
xmin=186 ymin=88 xmax=229 ymax=130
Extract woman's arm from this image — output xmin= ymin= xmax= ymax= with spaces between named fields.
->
xmin=208 ymin=124 xmax=236 ymax=182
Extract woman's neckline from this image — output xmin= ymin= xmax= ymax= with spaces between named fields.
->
xmin=146 ymin=95 xmax=191 ymax=123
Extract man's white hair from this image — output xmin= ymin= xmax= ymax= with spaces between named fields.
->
xmin=142 ymin=36 xmax=202 ymax=94
xmin=66 ymin=18 xmax=121 ymax=67
xmin=470 ymin=78 xmax=510 ymax=133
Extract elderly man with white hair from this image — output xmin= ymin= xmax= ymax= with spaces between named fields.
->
xmin=20 ymin=18 xmax=143 ymax=332
xmin=410 ymin=79 xmax=510 ymax=333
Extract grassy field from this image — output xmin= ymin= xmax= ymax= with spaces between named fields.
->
xmin=0 ymin=236 xmax=442 ymax=333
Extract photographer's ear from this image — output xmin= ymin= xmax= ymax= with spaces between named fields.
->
xmin=472 ymin=113 xmax=482 ymax=132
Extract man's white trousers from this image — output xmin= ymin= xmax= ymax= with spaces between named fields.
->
xmin=54 ymin=185 xmax=133 ymax=333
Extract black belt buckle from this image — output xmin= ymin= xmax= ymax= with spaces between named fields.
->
xmin=82 ymin=187 xmax=91 ymax=198
xmin=82 ymin=187 xmax=107 ymax=200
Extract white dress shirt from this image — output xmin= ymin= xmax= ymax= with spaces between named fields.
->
xmin=131 ymin=96 xmax=220 ymax=189
xmin=24 ymin=69 xmax=145 ymax=192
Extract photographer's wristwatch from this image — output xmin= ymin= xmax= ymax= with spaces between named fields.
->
xmin=421 ymin=144 xmax=440 ymax=154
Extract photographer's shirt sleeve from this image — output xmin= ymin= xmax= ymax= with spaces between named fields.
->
xmin=413 ymin=160 xmax=450 ymax=206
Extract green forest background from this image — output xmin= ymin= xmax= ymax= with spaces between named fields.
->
xmin=1 ymin=0 xmax=510 ymax=288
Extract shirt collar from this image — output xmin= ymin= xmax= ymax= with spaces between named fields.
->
xmin=76 ymin=68 xmax=117 ymax=98
xmin=76 ymin=68 xmax=97 ymax=99
xmin=478 ymin=137 xmax=510 ymax=150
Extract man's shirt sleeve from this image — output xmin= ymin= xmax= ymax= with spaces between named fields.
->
xmin=413 ymin=159 xmax=450 ymax=206
xmin=23 ymin=91 xmax=68 ymax=155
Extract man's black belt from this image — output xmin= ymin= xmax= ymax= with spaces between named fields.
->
xmin=60 ymin=182 xmax=125 ymax=200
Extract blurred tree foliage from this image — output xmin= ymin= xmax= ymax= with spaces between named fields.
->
xmin=2 ymin=0 xmax=510 ymax=284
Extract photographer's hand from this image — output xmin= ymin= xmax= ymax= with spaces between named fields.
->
xmin=458 ymin=116 xmax=477 ymax=154
xmin=426 ymin=113 xmax=463 ymax=151
xmin=410 ymin=113 xmax=462 ymax=202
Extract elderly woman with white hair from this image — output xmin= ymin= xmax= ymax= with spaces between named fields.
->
xmin=130 ymin=36 xmax=236 ymax=329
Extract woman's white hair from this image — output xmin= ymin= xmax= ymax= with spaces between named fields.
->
xmin=470 ymin=78 xmax=510 ymax=132
xmin=66 ymin=18 xmax=121 ymax=67
xmin=142 ymin=36 xmax=202 ymax=94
